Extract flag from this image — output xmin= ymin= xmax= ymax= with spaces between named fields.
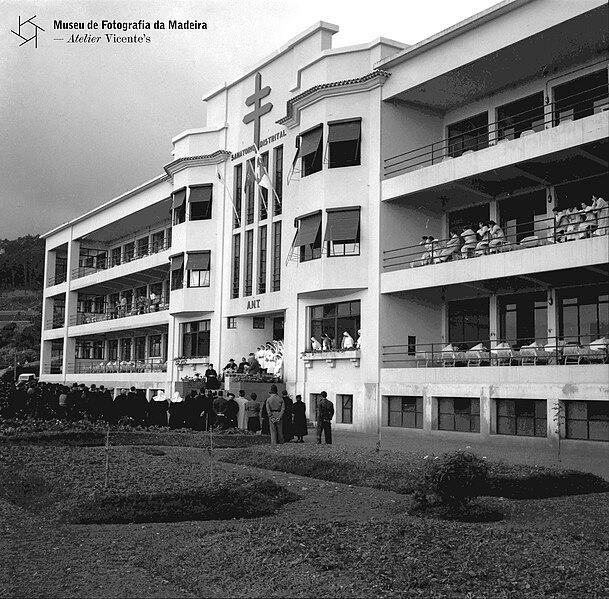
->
xmin=253 ymin=145 xmax=281 ymax=209
xmin=216 ymin=165 xmax=241 ymax=227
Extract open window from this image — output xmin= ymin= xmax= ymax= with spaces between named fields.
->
xmin=298 ymin=125 xmax=323 ymax=177
xmin=170 ymin=253 xmax=184 ymax=290
xmin=186 ymin=251 xmax=210 ymax=287
xmin=189 ymin=185 xmax=212 ymax=221
xmin=324 ymin=207 xmax=360 ymax=256
xmin=328 ymin=118 xmax=361 ymax=168
xmin=293 ymin=211 xmax=322 ymax=262
xmin=172 ymin=188 xmax=186 ymax=225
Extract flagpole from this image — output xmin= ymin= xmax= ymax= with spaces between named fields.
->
xmin=217 ymin=165 xmax=241 ymax=227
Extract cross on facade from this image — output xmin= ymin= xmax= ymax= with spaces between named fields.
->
xmin=243 ymin=72 xmax=273 ymax=147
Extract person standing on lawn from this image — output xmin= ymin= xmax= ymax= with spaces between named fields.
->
xmin=292 ymin=394 xmax=307 ymax=443
xmin=265 ymin=384 xmax=285 ymax=445
xmin=245 ymin=392 xmax=261 ymax=433
xmin=316 ymin=391 xmax=334 ymax=445
xmin=281 ymin=390 xmax=294 ymax=442
xmin=223 ymin=392 xmax=240 ymax=429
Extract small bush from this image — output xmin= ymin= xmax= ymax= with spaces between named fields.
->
xmin=413 ymin=449 xmax=489 ymax=510
xmin=69 ymin=479 xmax=300 ymax=524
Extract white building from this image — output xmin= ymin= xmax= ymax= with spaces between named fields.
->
xmin=41 ymin=0 xmax=608 ymax=455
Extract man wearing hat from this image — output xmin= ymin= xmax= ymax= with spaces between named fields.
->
xmin=265 ymin=384 xmax=284 ymax=445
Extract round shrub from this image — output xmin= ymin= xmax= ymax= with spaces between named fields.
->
xmin=414 ymin=449 xmax=489 ymax=510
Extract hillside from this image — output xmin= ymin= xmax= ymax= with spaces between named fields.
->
xmin=0 ymin=237 xmax=45 ymax=373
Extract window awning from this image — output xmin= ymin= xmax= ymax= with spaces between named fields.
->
xmin=186 ymin=252 xmax=210 ymax=270
xmin=294 ymin=212 xmax=322 ymax=247
xmin=189 ymin=185 xmax=212 ymax=203
xmin=328 ymin=120 xmax=361 ymax=143
xmin=324 ymin=208 xmax=360 ymax=243
xmin=172 ymin=188 xmax=186 ymax=210
xmin=170 ymin=253 xmax=184 ymax=270
xmin=297 ymin=126 xmax=323 ymax=158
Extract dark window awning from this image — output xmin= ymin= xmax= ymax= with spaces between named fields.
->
xmin=328 ymin=119 xmax=361 ymax=143
xmin=297 ymin=126 xmax=323 ymax=158
xmin=189 ymin=185 xmax=212 ymax=203
xmin=172 ymin=188 xmax=186 ymax=210
xmin=324 ymin=208 xmax=360 ymax=243
xmin=294 ymin=212 xmax=322 ymax=247
xmin=186 ymin=252 xmax=210 ymax=270
xmin=170 ymin=253 xmax=184 ymax=270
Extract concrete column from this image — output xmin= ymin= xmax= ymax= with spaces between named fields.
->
xmin=479 ymin=386 xmax=491 ymax=438
xmin=546 ymin=397 xmax=561 ymax=455
xmin=547 ymin=288 xmax=558 ymax=346
xmin=489 ymin=294 xmax=498 ymax=349
xmin=424 ymin=388 xmax=435 ymax=432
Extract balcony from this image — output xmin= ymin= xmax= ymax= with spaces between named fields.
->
xmin=382 ymin=336 xmax=608 ymax=369
xmin=301 ymin=349 xmax=361 ymax=368
xmin=382 ymin=98 xmax=608 ymax=205
xmin=72 ymin=237 xmax=171 ymax=281
xmin=71 ymin=358 xmax=167 ymax=375
xmin=69 ymin=296 xmax=169 ymax=327
xmin=382 ymin=214 xmax=608 ymax=293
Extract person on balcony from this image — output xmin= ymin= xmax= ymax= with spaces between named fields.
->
xmin=592 ymin=195 xmax=608 ymax=235
xmin=475 ymin=221 xmax=490 ymax=255
xmin=321 ymin=332 xmax=333 ymax=351
xmin=578 ymin=203 xmax=597 ymax=238
xmin=488 ymin=221 xmax=506 ymax=251
xmin=246 ymin=352 xmax=261 ymax=374
xmin=341 ymin=331 xmax=355 ymax=349
xmin=460 ymin=227 xmax=477 ymax=257
xmin=310 ymin=337 xmax=322 ymax=351
xmin=553 ymin=207 xmax=569 ymax=242
xmin=435 ymin=231 xmax=461 ymax=263
xmin=149 ymin=290 xmax=159 ymax=312
xmin=418 ymin=236 xmax=437 ymax=265
xmin=356 ymin=329 xmax=361 ymax=349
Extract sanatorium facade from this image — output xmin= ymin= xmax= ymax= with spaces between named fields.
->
xmin=41 ymin=0 xmax=609 ymax=455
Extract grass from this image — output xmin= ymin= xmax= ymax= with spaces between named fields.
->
xmin=217 ymin=444 xmax=609 ymax=498
xmin=1 ymin=438 xmax=608 ymax=597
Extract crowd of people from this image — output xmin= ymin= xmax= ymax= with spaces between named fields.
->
xmin=0 ymin=379 xmax=334 ymax=444
xmin=412 ymin=194 xmax=607 ymax=267
xmin=309 ymin=330 xmax=361 ymax=352
xmin=221 ymin=342 xmax=284 ymax=379
xmin=553 ymin=195 xmax=608 ymax=242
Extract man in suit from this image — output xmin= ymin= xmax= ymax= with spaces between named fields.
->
xmin=316 ymin=391 xmax=334 ymax=445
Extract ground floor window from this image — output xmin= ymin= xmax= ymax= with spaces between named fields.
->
xmin=337 ymin=394 xmax=353 ymax=424
xmin=565 ymin=401 xmax=609 ymax=442
xmin=182 ymin=320 xmax=210 ymax=358
xmin=437 ymin=397 xmax=480 ymax=433
xmin=387 ymin=396 xmax=423 ymax=429
xmin=496 ymin=399 xmax=547 ymax=437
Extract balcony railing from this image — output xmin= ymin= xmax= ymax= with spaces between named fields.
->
xmin=47 ymin=272 xmax=67 ymax=286
xmin=382 ymin=335 xmax=609 ymax=368
xmin=384 ymin=85 xmax=609 ymax=177
xmin=45 ymin=315 xmax=65 ymax=330
xmin=72 ymin=238 xmax=171 ymax=280
xmin=383 ymin=213 xmax=608 ymax=271
xmin=69 ymin=297 xmax=169 ymax=326
xmin=73 ymin=358 xmax=167 ymax=375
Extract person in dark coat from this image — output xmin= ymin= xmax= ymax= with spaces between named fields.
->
xmin=201 ymin=390 xmax=215 ymax=430
xmin=236 ymin=357 xmax=248 ymax=373
xmin=205 ymin=364 xmax=220 ymax=390
xmin=292 ymin=394 xmax=307 ymax=443
xmin=282 ymin=390 xmax=294 ymax=442
xmin=127 ymin=386 xmax=139 ymax=421
xmin=184 ymin=390 xmax=199 ymax=428
xmin=169 ymin=392 xmax=187 ymax=429
xmin=113 ymin=389 xmax=129 ymax=422
xmin=134 ymin=389 xmax=148 ymax=426
xmin=98 ymin=385 xmax=114 ymax=422
xmin=260 ymin=395 xmax=270 ymax=436
xmin=148 ymin=390 xmax=169 ymax=426
xmin=316 ymin=391 xmax=334 ymax=445
xmin=223 ymin=392 xmax=239 ymax=429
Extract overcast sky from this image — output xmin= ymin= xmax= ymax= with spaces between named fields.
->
xmin=0 ymin=0 xmax=499 ymax=239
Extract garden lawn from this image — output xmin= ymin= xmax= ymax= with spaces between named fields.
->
xmin=1 ymin=443 xmax=608 ymax=598
xmin=216 ymin=444 xmax=609 ymax=498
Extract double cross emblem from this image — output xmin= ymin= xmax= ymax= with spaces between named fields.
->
xmin=243 ymin=72 xmax=272 ymax=146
